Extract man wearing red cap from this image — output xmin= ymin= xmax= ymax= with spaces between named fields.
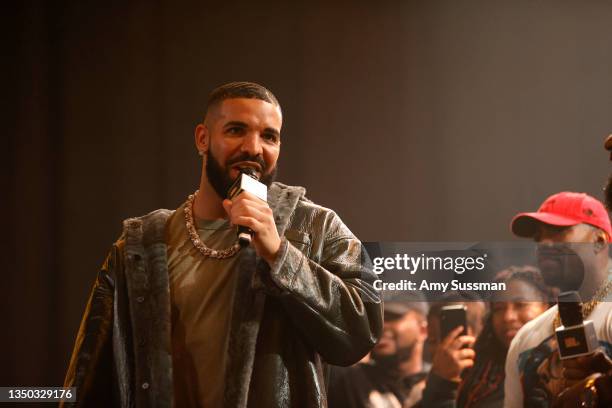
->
xmin=503 ymin=192 xmax=612 ymax=408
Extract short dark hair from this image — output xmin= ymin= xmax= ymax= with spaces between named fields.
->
xmin=492 ymin=265 xmax=554 ymax=304
xmin=204 ymin=81 xmax=280 ymax=118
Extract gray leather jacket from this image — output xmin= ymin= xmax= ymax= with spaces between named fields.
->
xmin=63 ymin=182 xmax=383 ymax=407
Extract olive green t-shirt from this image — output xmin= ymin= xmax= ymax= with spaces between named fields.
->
xmin=166 ymin=202 xmax=240 ymax=408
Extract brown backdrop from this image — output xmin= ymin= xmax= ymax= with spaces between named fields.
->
xmin=5 ymin=0 xmax=612 ymax=387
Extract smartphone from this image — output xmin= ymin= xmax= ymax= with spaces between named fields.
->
xmin=440 ymin=304 xmax=467 ymax=340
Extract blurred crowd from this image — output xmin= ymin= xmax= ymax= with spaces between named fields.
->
xmin=327 ymin=136 xmax=612 ymax=408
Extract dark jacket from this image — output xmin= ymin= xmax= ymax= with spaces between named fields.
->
xmin=62 ymin=182 xmax=383 ymax=407
xmin=328 ymin=362 xmax=428 ymax=408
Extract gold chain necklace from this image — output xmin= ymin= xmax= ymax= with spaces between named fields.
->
xmin=553 ymin=278 xmax=612 ymax=330
xmin=183 ymin=190 xmax=241 ymax=259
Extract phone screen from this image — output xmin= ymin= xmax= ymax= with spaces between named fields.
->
xmin=440 ymin=304 xmax=467 ymax=340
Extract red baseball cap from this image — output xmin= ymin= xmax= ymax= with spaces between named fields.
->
xmin=511 ymin=192 xmax=612 ymax=241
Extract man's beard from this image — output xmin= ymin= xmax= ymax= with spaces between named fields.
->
xmin=205 ymin=150 xmax=277 ymax=199
xmin=536 ymin=244 xmax=585 ymax=292
xmin=371 ymin=342 xmax=415 ymax=369
xmin=605 ymin=174 xmax=612 ymax=210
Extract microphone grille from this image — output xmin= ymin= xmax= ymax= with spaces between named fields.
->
xmin=240 ymin=167 xmax=259 ymax=179
xmin=557 ymin=291 xmax=583 ymax=327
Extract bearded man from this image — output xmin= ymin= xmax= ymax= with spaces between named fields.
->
xmin=328 ymin=291 xmax=429 ymax=408
xmin=504 ymin=192 xmax=612 ymax=408
xmin=552 ymin=137 xmax=612 ymax=407
xmin=62 ymin=82 xmax=383 ymax=407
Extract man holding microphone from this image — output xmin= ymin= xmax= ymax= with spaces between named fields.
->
xmin=504 ymin=189 xmax=612 ymax=408
xmin=62 ymin=82 xmax=382 ymax=407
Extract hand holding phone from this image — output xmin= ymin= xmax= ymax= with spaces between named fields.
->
xmin=431 ymin=304 xmax=476 ymax=382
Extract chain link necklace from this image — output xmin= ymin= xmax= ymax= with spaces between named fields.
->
xmin=553 ymin=277 xmax=612 ymax=330
xmin=183 ymin=190 xmax=241 ymax=259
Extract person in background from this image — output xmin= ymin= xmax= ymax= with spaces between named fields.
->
xmin=421 ymin=268 xmax=552 ymax=408
xmin=553 ymin=136 xmax=612 ymax=408
xmin=457 ymin=266 xmax=552 ymax=408
xmin=419 ymin=291 xmax=485 ymax=408
xmin=424 ymin=291 xmax=486 ymax=361
xmin=328 ymin=291 xmax=429 ymax=408
xmin=504 ymin=192 xmax=612 ymax=408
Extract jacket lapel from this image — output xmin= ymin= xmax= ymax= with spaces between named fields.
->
xmin=123 ymin=209 xmax=174 ymax=408
xmin=223 ymin=246 xmax=264 ymax=407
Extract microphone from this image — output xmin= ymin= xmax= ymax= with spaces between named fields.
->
xmin=555 ymin=291 xmax=599 ymax=359
xmin=227 ymin=167 xmax=268 ymax=247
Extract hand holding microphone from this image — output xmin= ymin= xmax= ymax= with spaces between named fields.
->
xmin=555 ymin=291 xmax=599 ymax=361
xmin=553 ymin=372 xmax=612 ymax=408
xmin=555 ymin=291 xmax=612 ymax=394
xmin=227 ymin=168 xmax=267 ymax=246
xmin=562 ymin=351 xmax=612 ymax=385
xmin=223 ymin=167 xmax=281 ymax=265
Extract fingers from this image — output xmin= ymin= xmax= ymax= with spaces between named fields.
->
xmin=230 ymin=197 xmax=272 ymax=215
xmin=232 ymin=216 xmax=263 ymax=233
xmin=459 ymin=358 xmax=475 ymax=370
xmin=233 ymin=191 xmax=268 ymax=206
xmin=459 ymin=335 xmax=476 ymax=348
xmin=222 ymin=199 xmax=233 ymax=216
xmin=223 ymin=192 xmax=280 ymax=264
xmin=431 ymin=333 xmax=476 ymax=382
xmin=232 ymin=205 xmax=269 ymax=223
xmin=553 ymin=375 xmax=605 ymax=408
xmin=450 ymin=334 xmax=476 ymax=350
xmin=562 ymin=351 xmax=612 ymax=372
xmin=226 ymin=195 xmax=273 ymax=232
xmin=561 ymin=351 xmax=612 ymax=385
xmin=442 ymin=326 xmax=465 ymax=347
xmin=457 ymin=347 xmax=476 ymax=361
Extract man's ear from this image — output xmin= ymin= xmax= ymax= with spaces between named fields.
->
xmin=594 ymin=229 xmax=607 ymax=253
xmin=194 ymin=123 xmax=209 ymax=156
